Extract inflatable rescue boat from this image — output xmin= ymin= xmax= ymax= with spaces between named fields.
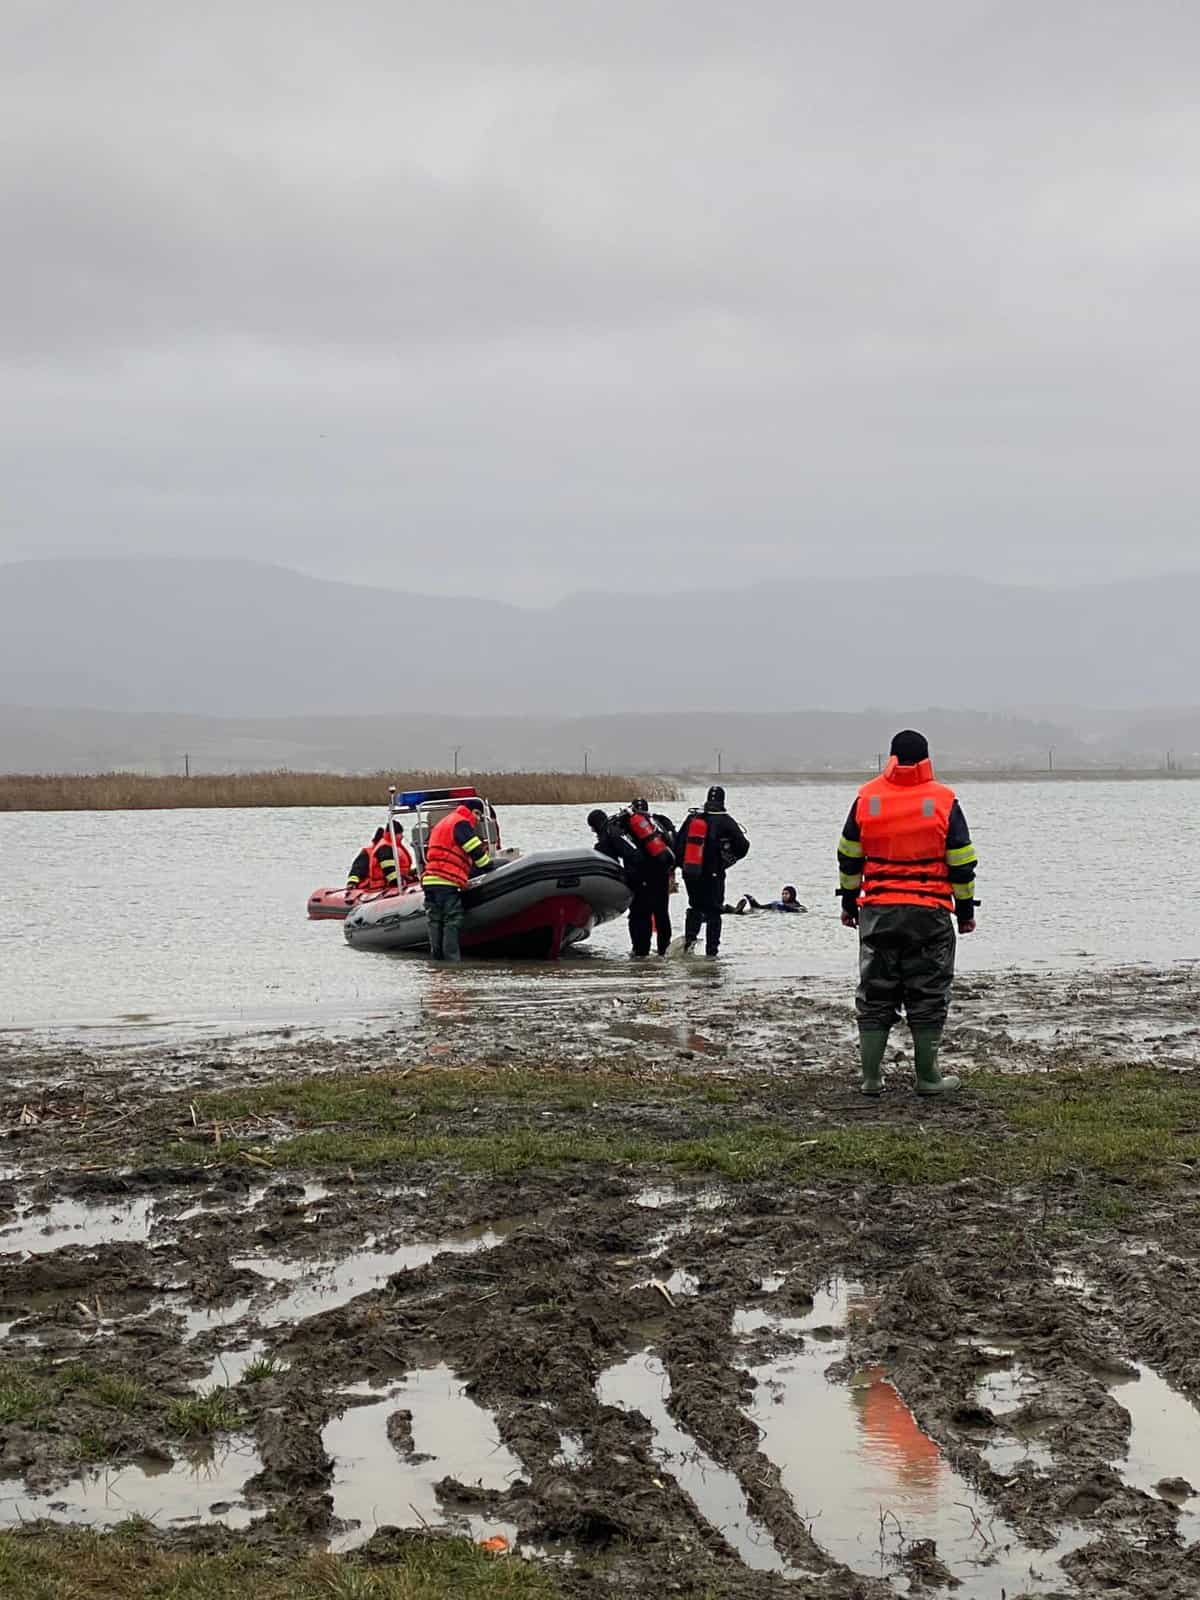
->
xmin=315 ymin=787 xmax=631 ymax=958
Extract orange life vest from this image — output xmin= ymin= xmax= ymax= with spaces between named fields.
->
xmin=678 ymin=812 xmax=709 ymax=876
xmin=394 ymin=839 xmax=414 ymax=882
xmin=855 ymin=758 xmax=955 ymax=911
xmin=360 ymin=836 xmax=390 ymax=890
xmin=421 ymin=805 xmax=479 ymax=890
xmin=625 ymin=810 xmax=672 ymax=864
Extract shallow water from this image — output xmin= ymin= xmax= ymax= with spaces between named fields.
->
xmin=5 ymin=780 xmax=1200 ymax=1041
xmin=323 ymin=1364 xmax=521 ymax=1551
xmin=233 ymin=1219 xmax=522 ymax=1326
xmin=595 ymin=1350 xmax=803 ymax=1576
xmin=0 ymin=1438 xmax=262 ymax=1532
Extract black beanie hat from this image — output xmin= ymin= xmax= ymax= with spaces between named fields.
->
xmin=890 ymin=729 xmax=930 ymax=765
xmin=587 ymin=809 xmax=608 ymax=830
xmin=705 ymin=784 xmax=726 ymax=810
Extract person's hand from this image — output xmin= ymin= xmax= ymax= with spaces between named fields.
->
xmin=958 ymin=918 xmax=976 ymax=934
xmin=841 ymin=911 xmax=858 ymax=928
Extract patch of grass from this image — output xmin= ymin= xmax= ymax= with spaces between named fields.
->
xmin=198 ymin=1066 xmax=698 ymax=1127
xmin=242 ymin=1354 xmax=288 ymax=1382
xmin=165 ymin=1387 xmax=242 ymax=1438
xmin=260 ymin=1123 xmax=987 ymax=1186
xmin=0 ymin=1365 xmax=52 ymax=1428
xmin=91 ymin=1374 xmax=146 ymax=1412
xmin=0 ymin=1528 xmax=561 ymax=1598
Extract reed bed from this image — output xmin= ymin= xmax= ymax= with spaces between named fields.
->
xmin=0 ymin=770 xmax=680 ymax=812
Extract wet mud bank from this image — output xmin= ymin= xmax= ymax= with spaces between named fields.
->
xmin=4 ymin=964 xmax=1200 ymax=1597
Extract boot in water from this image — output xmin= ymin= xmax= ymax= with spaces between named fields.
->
xmin=858 ymin=1028 xmax=889 ymax=1096
xmin=912 ymin=1026 xmax=960 ymax=1095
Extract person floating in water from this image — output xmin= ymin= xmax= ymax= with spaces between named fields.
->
xmin=728 ymin=885 xmax=807 ymax=914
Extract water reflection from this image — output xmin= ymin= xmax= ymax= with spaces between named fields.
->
xmin=852 ymin=1368 xmax=943 ymax=1499
xmin=5 ymin=780 xmax=1200 ymax=1039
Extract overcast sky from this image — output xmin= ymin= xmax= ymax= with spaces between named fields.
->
xmin=4 ymin=1 xmax=1199 ymax=602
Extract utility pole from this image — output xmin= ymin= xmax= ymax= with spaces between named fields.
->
xmin=715 ymin=749 xmax=722 ymax=775
xmin=1048 ymin=747 xmax=1054 ymax=773
xmin=184 ymin=753 xmax=190 ymax=779
xmin=876 ymin=752 xmax=883 ymax=773
xmin=452 ymin=746 xmax=462 ymax=775
xmin=583 ymin=748 xmax=591 ymax=776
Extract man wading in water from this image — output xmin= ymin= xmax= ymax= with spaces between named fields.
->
xmin=837 ymin=731 xmax=978 ymax=1096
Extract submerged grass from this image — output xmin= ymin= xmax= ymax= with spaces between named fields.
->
xmin=0 ymin=770 xmax=678 ymax=812
xmin=0 ymin=1528 xmax=560 ymax=1599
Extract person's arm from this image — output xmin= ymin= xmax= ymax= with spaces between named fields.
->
xmin=945 ymin=801 xmax=978 ymax=931
xmin=378 ymin=844 xmax=400 ymax=887
xmin=346 ymin=848 xmax=369 ymax=889
xmin=837 ymin=802 xmax=863 ymax=925
xmin=453 ymin=817 xmax=493 ymax=874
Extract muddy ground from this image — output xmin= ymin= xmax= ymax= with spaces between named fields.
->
xmin=4 ymin=964 xmax=1200 ymax=1597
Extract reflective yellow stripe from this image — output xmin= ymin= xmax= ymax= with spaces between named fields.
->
xmin=837 ymin=835 xmax=864 ymax=859
xmin=946 ymin=844 xmax=978 ymax=867
xmin=952 ymin=880 xmax=976 ymax=900
xmin=839 ymin=871 xmax=863 ymax=892
xmin=346 ymin=877 xmax=361 ymax=886
xmin=422 ymin=874 xmax=462 ymax=888
xmin=463 ymin=835 xmax=484 ymax=854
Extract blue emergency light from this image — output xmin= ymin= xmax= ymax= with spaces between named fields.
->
xmin=394 ymin=786 xmax=478 ymax=808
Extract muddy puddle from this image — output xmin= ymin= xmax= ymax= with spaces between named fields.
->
xmin=597 ymin=1351 xmax=805 ymax=1576
xmin=0 ymin=1438 xmax=263 ymax=1532
xmin=233 ymin=1218 xmax=524 ymax=1327
xmin=324 ymin=1364 xmax=522 ymax=1552
xmin=0 ymin=1196 xmax=158 ymax=1255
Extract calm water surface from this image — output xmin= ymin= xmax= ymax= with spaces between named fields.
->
xmin=2 ymin=782 xmax=1196 ymax=1042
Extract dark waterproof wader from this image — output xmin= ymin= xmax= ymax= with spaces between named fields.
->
xmin=425 ymin=885 xmax=465 ymax=961
xmin=629 ymin=863 xmax=672 ymax=956
xmin=856 ymin=904 xmax=956 ymax=1029
xmin=684 ymin=872 xmax=725 ymax=956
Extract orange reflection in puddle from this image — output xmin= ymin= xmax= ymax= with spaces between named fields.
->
xmin=853 ymin=1367 xmax=943 ymax=1500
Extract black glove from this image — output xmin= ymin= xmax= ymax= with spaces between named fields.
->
xmin=840 ymin=891 xmax=859 ymax=926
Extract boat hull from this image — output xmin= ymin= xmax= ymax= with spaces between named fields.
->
xmin=343 ymin=849 xmax=630 ymax=958
xmin=308 ymin=886 xmax=359 ymax=920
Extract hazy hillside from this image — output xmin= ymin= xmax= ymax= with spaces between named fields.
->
xmin=0 ymin=702 xmax=1082 ymax=776
xmin=3 ymin=558 xmax=1199 ymax=718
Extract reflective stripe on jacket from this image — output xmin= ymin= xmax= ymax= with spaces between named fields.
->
xmin=844 ymin=758 xmax=960 ymax=911
xmin=421 ymin=806 xmax=491 ymax=889
xmin=347 ymin=836 xmax=400 ymax=891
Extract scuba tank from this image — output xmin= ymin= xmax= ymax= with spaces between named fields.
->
xmin=620 ymin=808 xmax=675 ymax=868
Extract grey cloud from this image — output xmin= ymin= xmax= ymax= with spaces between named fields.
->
xmin=3 ymin=1 xmax=1200 ymax=602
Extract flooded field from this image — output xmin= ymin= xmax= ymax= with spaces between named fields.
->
xmin=4 ymin=780 xmax=1200 ymax=1043
xmin=5 ymin=958 xmax=1200 ymax=1597
xmin=5 ymin=782 xmax=1200 ymax=1595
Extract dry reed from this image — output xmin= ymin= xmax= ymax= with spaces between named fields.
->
xmin=0 ymin=770 xmax=680 ymax=812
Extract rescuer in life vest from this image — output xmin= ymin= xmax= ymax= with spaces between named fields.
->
xmin=837 ymin=730 xmax=978 ymax=1097
xmin=346 ymin=823 xmax=412 ymax=895
xmin=420 ymin=800 xmax=495 ymax=961
xmin=612 ymin=798 xmax=676 ymax=957
xmin=675 ymin=786 xmax=750 ymax=956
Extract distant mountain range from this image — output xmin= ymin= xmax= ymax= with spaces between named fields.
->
xmin=4 ymin=557 xmax=1200 ymax=720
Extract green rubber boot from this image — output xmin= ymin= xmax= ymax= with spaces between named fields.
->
xmin=912 ymin=1026 xmax=960 ymax=1096
xmin=858 ymin=1028 xmax=889 ymax=1096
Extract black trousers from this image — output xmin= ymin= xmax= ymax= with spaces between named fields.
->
xmin=628 ymin=866 xmax=672 ymax=955
xmin=683 ymin=872 xmax=725 ymax=955
xmin=856 ymin=904 xmax=957 ymax=1030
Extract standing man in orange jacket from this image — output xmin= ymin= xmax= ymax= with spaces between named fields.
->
xmin=837 ymin=731 xmax=978 ymax=1096
xmin=421 ymin=800 xmax=494 ymax=961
